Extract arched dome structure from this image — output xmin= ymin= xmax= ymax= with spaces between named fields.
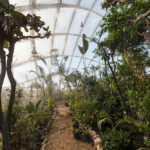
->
xmin=4 ymin=0 xmax=106 ymax=87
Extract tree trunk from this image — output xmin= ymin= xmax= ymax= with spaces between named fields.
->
xmin=6 ymin=41 xmax=16 ymax=124
xmin=1 ymin=41 xmax=16 ymax=150
xmin=0 ymin=42 xmax=6 ymax=131
xmin=1 ymin=121 xmax=11 ymax=150
xmin=0 ymin=41 xmax=11 ymax=150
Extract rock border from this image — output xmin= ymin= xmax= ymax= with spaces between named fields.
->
xmin=85 ymin=126 xmax=103 ymax=150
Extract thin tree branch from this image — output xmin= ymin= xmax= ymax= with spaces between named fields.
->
xmin=122 ymin=10 xmax=150 ymax=27
xmin=15 ymin=32 xmax=51 ymax=41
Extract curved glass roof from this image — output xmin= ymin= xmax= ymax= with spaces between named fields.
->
xmin=4 ymin=0 xmax=106 ymax=87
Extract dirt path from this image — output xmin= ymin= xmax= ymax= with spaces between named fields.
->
xmin=45 ymin=101 xmax=94 ymax=150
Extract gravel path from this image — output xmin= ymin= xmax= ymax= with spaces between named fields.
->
xmin=45 ymin=102 xmax=94 ymax=150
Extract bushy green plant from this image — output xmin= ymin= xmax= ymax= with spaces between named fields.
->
xmin=7 ymin=89 xmax=53 ymax=150
xmin=70 ymin=98 xmax=99 ymax=126
xmin=101 ymin=128 xmax=131 ymax=150
xmin=10 ymin=107 xmax=51 ymax=150
xmin=73 ymin=124 xmax=91 ymax=142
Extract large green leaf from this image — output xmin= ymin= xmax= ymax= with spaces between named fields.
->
xmin=78 ymin=34 xmax=89 ymax=55
xmin=78 ymin=45 xmax=84 ymax=55
xmin=82 ymin=34 xmax=89 ymax=54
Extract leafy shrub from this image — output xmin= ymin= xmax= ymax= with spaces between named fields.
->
xmin=73 ymin=125 xmax=91 ymax=142
xmin=70 ymin=98 xmax=99 ymax=126
xmin=9 ymin=96 xmax=52 ymax=150
xmin=116 ymin=119 xmax=138 ymax=133
xmin=10 ymin=109 xmax=51 ymax=150
xmin=144 ymin=138 xmax=150 ymax=147
xmin=101 ymin=128 xmax=131 ymax=150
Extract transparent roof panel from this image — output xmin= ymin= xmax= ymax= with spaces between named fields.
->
xmin=64 ymin=36 xmax=78 ymax=56
xmin=35 ymin=8 xmax=56 ymax=32
xmin=64 ymin=57 xmax=71 ymax=70
xmin=64 ymin=0 xmax=79 ymax=5
xmin=35 ymin=38 xmax=52 ymax=56
xmin=70 ymin=9 xmax=88 ymax=34
xmin=6 ymin=0 xmax=106 ymax=86
xmin=70 ymin=57 xmax=80 ymax=70
xmin=13 ymin=41 xmax=32 ymax=64
xmin=9 ymin=0 xmax=29 ymax=6
xmin=85 ymin=41 xmax=97 ymax=59
xmin=14 ymin=63 xmax=36 ymax=83
xmin=82 ymin=13 xmax=101 ymax=37
xmin=36 ymin=0 xmax=59 ymax=4
xmin=53 ymin=36 xmax=66 ymax=55
xmin=94 ymin=0 xmax=106 ymax=15
xmin=55 ymin=8 xmax=74 ymax=33
xmin=80 ymin=0 xmax=94 ymax=8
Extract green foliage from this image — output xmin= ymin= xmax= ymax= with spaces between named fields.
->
xmin=101 ymin=128 xmax=131 ymax=150
xmin=10 ymin=101 xmax=51 ymax=150
xmin=25 ymin=101 xmax=35 ymax=113
xmin=70 ymin=98 xmax=99 ymax=125
xmin=10 ymin=110 xmax=50 ymax=150
xmin=78 ymin=34 xmax=89 ymax=55
xmin=57 ymin=1 xmax=150 ymax=150
xmin=3 ymin=88 xmax=53 ymax=150
xmin=73 ymin=124 xmax=91 ymax=141
xmin=144 ymin=138 xmax=150 ymax=147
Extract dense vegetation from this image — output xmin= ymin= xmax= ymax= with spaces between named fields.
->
xmin=61 ymin=0 xmax=150 ymax=150
xmin=0 ymin=0 xmax=150 ymax=150
xmin=0 ymin=88 xmax=54 ymax=150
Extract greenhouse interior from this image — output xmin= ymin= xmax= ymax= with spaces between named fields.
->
xmin=0 ymin=0 xmax=150 ymax=150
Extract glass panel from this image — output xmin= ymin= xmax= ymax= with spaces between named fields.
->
xmin=79 ymin=58 xmax=91 ymax=71
xmin=63 ymin=0 xmax=78 ymax=5
xmin=13 ymin=41 xmax=32 ymax=64
xmin=80 ymin=0 xmax=94 ymax=8
xmin=70 ymin=8 xmax=88 ymax=34
xmin=90 ymin=60 xmax=99 ymax=68
xmin=35 ymin=8 xmax=56 ymax=32
xmin=53 ymin=36 xmax=65 ymax=55
xmin=14 ymin=62 xmax=36 ymax=83
xmin=35 ymin=38 xmax=51 ymax=56
xmin=36 ymin=0 xmax=59 ymax=4
xmin=55 ymin=8 xmax=74 ymax=33
xmin=63 ymin=56 xmax=70 ymax=70
xmin=64 ymin=35 xmax=78 ymax=56
xmin=82 ymin=13 xmax=101 ymax=37
xmin=85 ymin=41 xmax=97 ymax=59
xmin=70 ymin=57 xmax=80 ymax=70
xmin=10 ymin=0 xmax=29 ymax=6
xmin=93 ymin=0 xmax=106 ymax=16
